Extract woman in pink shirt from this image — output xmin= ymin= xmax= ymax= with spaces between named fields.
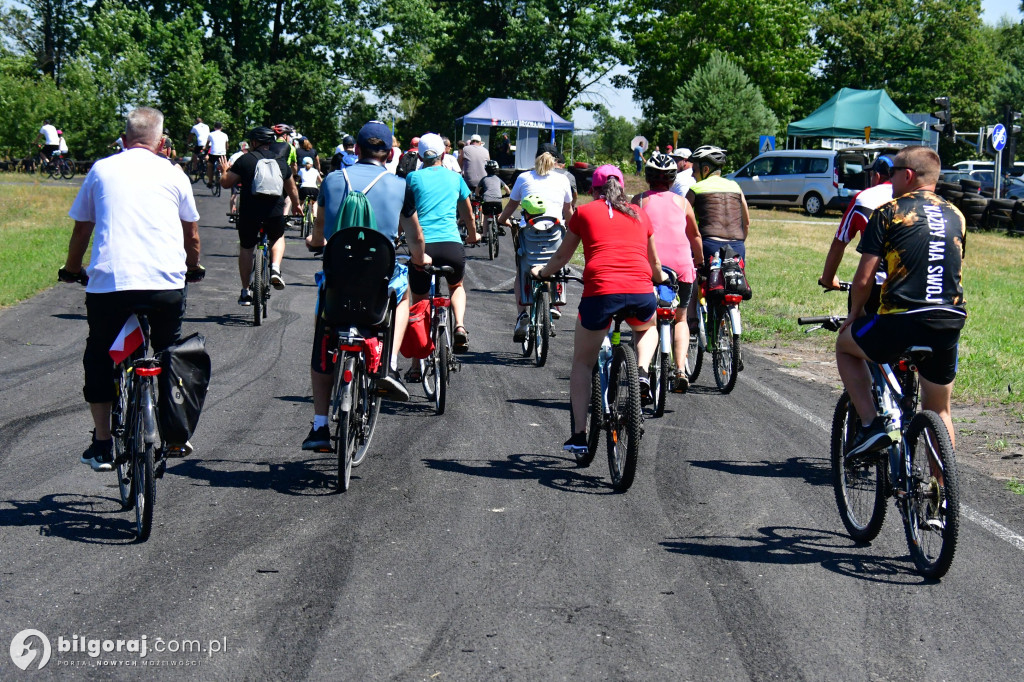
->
xmin=633 ymin=153 xmax=703 ymax=392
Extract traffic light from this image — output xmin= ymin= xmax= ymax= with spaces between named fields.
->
xmin=931 ymin=96 xmax=955 ymax=139
xmin=1003 ymin=106 xmax=1021 ymax=169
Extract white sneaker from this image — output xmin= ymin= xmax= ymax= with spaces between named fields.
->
xmin=550 ymin=307 xmax=561 ymax=320
xmin=270 ymin=266 xmax=285 ymax=290
xmin=513 ymin=312 xmax=530 ymax=342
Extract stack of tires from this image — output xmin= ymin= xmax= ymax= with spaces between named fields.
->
xmin=933 ymin=178 xmax=1024 ymax=235
xmin=984 ymin=198 xmax=1019 ymax=233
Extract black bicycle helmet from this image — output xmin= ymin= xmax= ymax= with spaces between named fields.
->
xmin=484 ymin=159 xmax=499 ymax=174
xmin=271 ymin=123 xmax=294 ymax=136
xmin=645 ymin=152 xmax=678 ymax=186
xmin=247 ymin=126 xmax=275 ymax=144
xmin=690 ymin=145 xmax=727 ymax=168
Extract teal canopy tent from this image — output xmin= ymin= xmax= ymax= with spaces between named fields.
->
xmin=787 ymin=88 xmax=927 ymax=141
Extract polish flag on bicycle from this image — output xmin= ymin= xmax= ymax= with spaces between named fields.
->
xmin=109 ymin=314 xmax=144 ymax=364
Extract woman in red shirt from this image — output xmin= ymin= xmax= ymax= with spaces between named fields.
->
xmin=532 ymin=165 xmax=668 ymax=455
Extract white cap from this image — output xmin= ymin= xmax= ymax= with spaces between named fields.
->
xmin=418 ymin=133 xmax=446 ymax=160
xmin=303 ymin=157 xmax=313 ymax=165
xmin=470 ymin=134 xmax=482 ymax=143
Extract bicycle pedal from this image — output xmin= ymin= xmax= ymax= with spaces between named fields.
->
xmin=155 ymin=460 xmax=167 ymax=479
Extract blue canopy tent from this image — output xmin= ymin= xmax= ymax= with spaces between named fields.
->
xmin=456 ymin=98 xmax=574 ymax=168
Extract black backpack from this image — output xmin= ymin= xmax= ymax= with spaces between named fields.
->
xmin=157 ymin=333 xmax=211 ymax=445
xmin=395 ymin=149 xmax=420 ymax=178
xmin=719 ymin=245 xmax=752 ymax=300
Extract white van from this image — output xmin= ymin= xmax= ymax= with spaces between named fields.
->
xmin=728 ymin=148 xmax=871 ymax=216
xmin=954 ymin=160 xmax=1024 ymax=174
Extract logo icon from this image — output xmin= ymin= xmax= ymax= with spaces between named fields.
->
xmin=171 ymin=386 xmax=184 ymax=405
xmin=10 ymin=629 xmax=51 ymax=670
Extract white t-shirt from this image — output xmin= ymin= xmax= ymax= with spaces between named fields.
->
xmin=112 ymin=138 xmax=125 ymax=153
xmin=207 ymin=130 xmax=229 ymax=156
xmin=58 ymin=136 xmax=68 ymax=153
xmin=40 ymin=124 xmax=59 ymax=145
xmin=670 ymin=168 xmax=695 ymax=196
xmin=442 ymin=154 xmax=461 ymax=173
xmin=227 ymin=150 xmax=245 ymax=167
xmin=190 ymin=123 xmax=210 ymax=148
xmin=509 ymin=170 xmax=572 ymax=225
xmin=298 ymin=166 xmax=320 ymax=188
xmin=69 ymin=148 xmax=200 ymax=293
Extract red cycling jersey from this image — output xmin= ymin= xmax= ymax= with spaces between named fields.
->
xmin=568 ymin=200 xmax=653 ymax=298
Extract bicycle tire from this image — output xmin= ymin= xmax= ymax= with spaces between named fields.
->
xmin=60 ymin=159 xmax=76 ymax=179
xmin=212 ymin=172 xmax=222 ymax=197
xmin=902 ymin=410 xmax=960 ymax=579
xmin=133 ymin=442 xmax=156 ymax=542
xmin=47 ymin=162 xmax=59 ymax=180
xmin=536 ymin=289 xmax=550 ymax=367
xmin=421 ymin=358 xmax=436 ymax=399
xmin=831 ymin=391 xmax=887 ymax=542
xmin=351 ymin=363 xmax=381 ymax=467
xmin=252 ymin=248 xmax=264 ymax=326
xmin=435 ymin=329 xmax=449 ymax=415
xmin=113 ymin=367 xmax=134 ymax=509
xmin=301 ymin=199 xmax=314 ymax=239
xmin=654 ymin=351 xmax=671 ymax=417
xmin=577 ymin=366 xmax=600 ymax=467
xmin=334 ymin=354 xmax=356 ymax=492
xmin=191 ymin=157 xmax=204 ymax=184
xmin=607 ymin=344 xmax=642 ymax=492
xmin=488 ymin=218 xmax=498 ymax=260
xmin=713 ymin=307 xmax=739 ymax=394
xmin=686 ymin=329 xmax=703 ymax=382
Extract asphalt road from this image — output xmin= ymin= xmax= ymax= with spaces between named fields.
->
xmin=2 ymin=184 xmax=1024 ymax=680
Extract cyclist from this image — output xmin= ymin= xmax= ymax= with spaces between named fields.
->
xmin=220 ymin=126 xmax=302 ymax=304
xmin=668 ymin=147 xmax=695 ymax=196
xmin=271 ymin=123 xmax=299 ymax=215
xmin=189 ymin=117 xmax=210 ymax=171
xmin=474 ymin=159 xmax=509 ymax=231
xmin=158 ymin=129 xmax=175 ymax=161
xmin=460 ymin=133 xmax=490 ymax=191
xmin=59 ymin=107 xmax=202 ymax=471
xmin=302 ymin=120 xmax=424 ymax=450
xmin=226 ymin=141 xmax=249 ymax=217
xmin=204 ymin=122 xmax=229 ymax=187
xmin=405 ymin=132 xmax=477 ymax=356
xmin=513 ymin=194 xmax=565 ymax=334
xmin=296 ymin=137 xmax=320 ymax=172
xmin=530 ymin=164 xmax=668 ymax=455
xmin=686 ymin=145 xmax=750 ymax=261
xmin=36 ymin=119 xmax=60 ymax=165
xmin=339 ymin=135 xmax=358 ymax=167
xmin=837 ymin=146 xmax=966 ymax=455
xmin=820 ymin=155 xmax=894 ymax=294
xmin=441 ymin=137 xmax=461 ymax=172
xmin=297 ymin=157 xmax=322 ymax=219
xmin=632 ymin=153 xmax=703 ymax=392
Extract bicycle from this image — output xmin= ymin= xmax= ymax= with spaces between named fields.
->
xmin=189 ymin=151 xmax=206 ymax=184
xmin=522 ymin=270 xmax=571 ymax=368
xmin=483 ymin=207 xmax=501 ymax=260
xmin=687 ymin=262 xmax=743 ymax=393
xmin=649 ymin=271 xmax=680 ymax=418
xmin=250 ymin=226 xmax=272 ymax=326
xmin=300 ymin=196 xmax=316 ymax=240
xmin=417 ymin=264 xmax=460 ymax=415
xmin=564 ymin=276 xmax=643 ymax=492
xmin=799 ymin=290 xmax=961 ymax=579
xmin=210 ymin=158 xmax=223 ymax=197
xmin=39 ymin=150 xmax=75 ymax=179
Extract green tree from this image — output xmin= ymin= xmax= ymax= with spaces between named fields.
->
xmin=593 ymin=105 xmax=637 ymax=163
xmin=668 ymin=52 xmax=778 ymax=166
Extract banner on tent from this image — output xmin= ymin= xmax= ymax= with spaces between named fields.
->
xmin=491 ymin=119 xmax=547 ymax=129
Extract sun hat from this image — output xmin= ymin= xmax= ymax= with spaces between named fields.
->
xmin=470 ymin=134 xmax=482 ymax=143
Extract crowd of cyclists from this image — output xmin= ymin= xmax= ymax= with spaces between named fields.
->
xmin=59 ymin=108 xmax=966 ymax=489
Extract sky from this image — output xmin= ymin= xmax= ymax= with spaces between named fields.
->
xmin=571 ymin=0 xmax=1024 ymax=132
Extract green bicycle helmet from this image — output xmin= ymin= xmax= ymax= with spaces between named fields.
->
xmin=521 ymin=194 xmax=549 ymax=216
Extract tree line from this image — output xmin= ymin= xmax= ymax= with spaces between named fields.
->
xmin=0 ymin=0 xmax=1021 ymax=164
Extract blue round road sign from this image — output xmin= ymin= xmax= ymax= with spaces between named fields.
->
xmin=992 ymin=123 xmax=1007 ymax=151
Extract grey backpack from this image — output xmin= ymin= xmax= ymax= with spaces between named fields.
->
xmin=252 ymin=153 xmax=284 ymax=196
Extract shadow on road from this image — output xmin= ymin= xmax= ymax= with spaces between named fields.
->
xmin=682 ymin=384 xmax=733 ymax=396
xmin=276 ymin=394 xmax=313 ymax=404
xmin=182 ymin=313 xmax=254 ymax=328
xmin=0 ymin=493 xmax=137 ymax=544
xmin=661 ymin=525 xmax=928 ymax=584
xmin=459 ymin=349 xmax=535 ymax=367
xmin=423 ymin=453 xmax=616 ymax=495
xmin=169 ymin=457 xmax=337 ymax=496
xmin=51 ymin=313 xmax=87 ymax=321
xmin=505 ymin=397 xmax=567 ymax=411
xmin=689 ymin=457 xmax=830 ymax=487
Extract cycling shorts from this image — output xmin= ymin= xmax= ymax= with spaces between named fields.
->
xmin=299 ymin=186 xmax=320 ymax=202
xmin=237 ymin=214 xmax=287 ymax=249
xmin=577 ymin=292 xmax=657 ymax=331
xmin=703 ymin=238 xmax=745 ymax=262
xmin=851 ymin=312 xmax=963 ymax=385
xmin=409 ymin=242 xmax=465 ymax=295
xmin=482 ymin=201 xmax=503 ymax=216
xmin=310 ymin=263 xmax=408 ymax=375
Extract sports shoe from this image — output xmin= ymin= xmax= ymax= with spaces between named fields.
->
xmin=673 ymin=373 xmax=690 ymax=394
xmin=550 ymin=307 xmax=561 ymax=320
xmin=513 ymin=312 xmax=530 ymax=342
xmin=270 ymin=266 xmax=285 ymax=290
xmin=638 ymin=370 xmax=653 ymax=405
xmin=846 ymin=416 xmax=897 ymax=460
xmin=238 ymin=288 xmax=253 ymax=306
xmin=379 ymin=369 xmax=410 ymax=402
xmin=562 ymin=432 xmax=588 ymax=455
xmin=80 ymin=435 xmax=114 ymax=472
xmin=302 ymin=424 xmax=332 ymax=452
xmin=164 ymin=440 xmax=194 ymax=458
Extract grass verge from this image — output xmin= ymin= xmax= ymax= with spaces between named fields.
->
xmin=0 ymin=177 xmax=82 ymax=307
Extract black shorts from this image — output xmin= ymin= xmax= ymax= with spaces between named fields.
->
xmin=577 ymin=293 xmax=657 ymax=331
xmin=482 ymin=201 xmax=503 ymax=216
xmin=237 ymin=214 xmax=287 ymax=249
xmin=851 ymin=312 xmax=964 ymax=385
xmin=299 ymin=186 xmax=320 ymax=202
xmin=409 ymin=242 xmax=466 ymax=295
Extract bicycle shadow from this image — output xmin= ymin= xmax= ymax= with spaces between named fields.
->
xmin=682 ymin=383 xmax=732 ymax=396
xmin=661 ymin=525 xmax=928 ymax=584
xmin=422 ymin=453 xmax=616 ymax=495
xmin=0 ymin=493 xmax=138 ymax=545
xmin=459 ymin=349 xmax=538 ymax=367
xmin=182 ymin=313 xmax=254 ymax=328
xmin=276 ymin=394 xmax=313 ymax=404
xmin=689 ymin=456 xmax=831 ymax=487
xmin=505 ymin=397 xmax=567 ymax=411
xmin=51 ymin=313 xmax=87 ymax=321
xmin=168 ymin=457 xmax=338 ymax=496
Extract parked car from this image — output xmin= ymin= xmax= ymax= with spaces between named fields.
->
xmin=970 ymin=170 xmax=1024 ymax=199
xmin=939 ymin=169 xmax=974 ymax=184
xmin=955 ymin=160 xmax=1024 ymax=175
xmin=728 ymin=149 xmax=874 ymax=216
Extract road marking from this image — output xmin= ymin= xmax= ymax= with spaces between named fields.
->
xmin=489 ymin=277 xmax=516 ymax=292
xmin=743 ymin=374 xmax=1024 ymax=553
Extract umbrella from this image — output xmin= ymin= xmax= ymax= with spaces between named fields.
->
xmin=630 ymin=135 xmax=648 ymax=152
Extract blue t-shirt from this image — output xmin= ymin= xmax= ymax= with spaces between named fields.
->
xmin=318 ymin=162 xmax=413 ymax=242
xmin=406 ymin=165 xmax=471 ymax=243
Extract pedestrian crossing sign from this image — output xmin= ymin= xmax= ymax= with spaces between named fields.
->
xmin=759 ymin=136 xmax=775 ymax=154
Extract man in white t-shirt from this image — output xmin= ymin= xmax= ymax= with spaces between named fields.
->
xmin=36 ymin=119 xmax=60 ymax=164
xmin=227 ymin=141 xmax=249 ymax=217
xmin=61 ymin=107 xmax=204 ymax=471
xmin=190 ymin=117 xmax=210 ymax=157
xmin=205 ymin=121 xmax=229 ymax=186
xmin=668 ymin=148 xmax=695 ymax=196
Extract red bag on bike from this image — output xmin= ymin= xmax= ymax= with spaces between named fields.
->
xmin=364 ymin=336 xmax=383 ymax=374
xmin=400 ymin=299 xmax=434 ymax=359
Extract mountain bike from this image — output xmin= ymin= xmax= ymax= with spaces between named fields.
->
xmin=210 ymin=157 xmax=223 ymax=197
xmin=300 ymin=196 xmax=316 ymax=239
xmin=689 ymin=268 xmax=743 ymax=393
xmin=521 ymin=270 xmax=570 ymax=368
xmin=40 ymin=150 xmax=75 ymax=179
xmin=418 ymin=264 xmax=459 ymax=415
xmin=251 ymin=226 xmax=272 ymax=326
xmin=483 ymin=207 xmax=501 ymax=260
xmin=799 ymin=298 xmax=961 ymax=579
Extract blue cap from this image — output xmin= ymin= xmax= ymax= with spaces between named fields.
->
xmin=872 ymin=155 xmax=894 ymax=176
xmin=356 ymin=121 xmax=392 ymax=151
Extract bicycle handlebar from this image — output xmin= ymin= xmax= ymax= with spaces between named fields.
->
xmin=797 ymin=315 xmax=845 ymax=332
xmin=57 ymin=267 xmax=88 ymax=286
xmin=185 ymin=265 xmax=206 ymax=283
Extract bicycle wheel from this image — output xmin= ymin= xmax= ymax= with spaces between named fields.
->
xmin=113 ymin=368 xmax=134 ymax=510
xmin=535 ymin=289 xmax=550 ymax=367
xmin=252 ymin=247 xmax=264 ymax=326
xmin=576 ymin=366 xmax=600 ymax=467
xmin=902 ymin=410 xmax=960 ymax=579
xmin=421 ymin=358 xmax=436 ymax=399
xmin=212 ymin=172 xmax=221 ymax=197
xmin=685 ymin=331 xmax=703 ymax=383
xmin=333 ymin=354 xmax=357 ymax=492
xmin=47 ymin=161 xmax=59 ymax=179
xmin=712 ymin=307 xmax=739 ymax=394
xmin=60 ymin=159 xmax=76 ymax=179
xmin=434 ymin=329 xmax=449 ymax=415
xmin=606 ymin=344 xmax=642 ymax=492
xmin=302 ymin=200 xmax=314 ymax=239
xmin=654 ymin=350 xmax=671 ymax=417
xmin=191 ymin=158 xmax=204 ymax=184
xmin=132 ymin=441 xmax=156 ymax=542
xmin=351 ymin=364 xmax=381 ymax=467
xmin=488 ymin=218 xmax=499 ymax=260
xmin=831 ymin=392 xmax=887 ymax=542
xmin=521 ymin=299 xmax=536 ymax=357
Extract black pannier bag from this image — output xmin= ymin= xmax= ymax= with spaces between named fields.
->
xmin=719 ymin=245 xmax=752 ymax=300
xmin=158 ymin=333 xmax=211 ymax=444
